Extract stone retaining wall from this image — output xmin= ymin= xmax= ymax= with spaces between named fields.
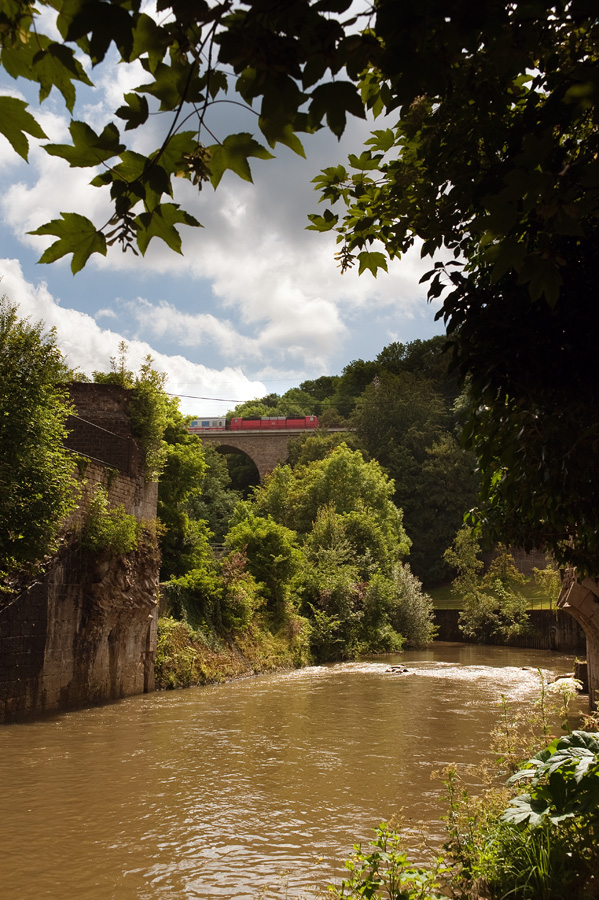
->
xmin=0 ymin=384 xmax=159 ymax=724
xmin=434 ymin=607 xmax=587 ymax=654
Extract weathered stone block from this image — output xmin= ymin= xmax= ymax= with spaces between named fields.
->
xmin=0 ymin=383 xmax=160 ymax=724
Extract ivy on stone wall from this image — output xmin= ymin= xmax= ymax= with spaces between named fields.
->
xmin=92 ymin=342 xmax=176 ymax=480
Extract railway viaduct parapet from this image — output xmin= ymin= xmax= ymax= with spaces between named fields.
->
xmin=197 ymin=429 xmax=309 ymax=480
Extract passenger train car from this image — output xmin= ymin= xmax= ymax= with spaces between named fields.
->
xmin=188 ymin=415 xmax=319 ymax=433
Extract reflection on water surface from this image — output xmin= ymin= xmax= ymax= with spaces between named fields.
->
xmin=0 ymin=643 xmax=582 ymax=899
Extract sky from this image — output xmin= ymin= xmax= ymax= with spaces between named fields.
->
xmin=0 ymin=12 xmax=444 ymax=417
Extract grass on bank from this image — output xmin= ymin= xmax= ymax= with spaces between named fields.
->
xmin=154 ymin=615 xmax=309 ymax=689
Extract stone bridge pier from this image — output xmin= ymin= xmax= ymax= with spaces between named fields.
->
xmin=198 ymin=430 xmax=299 ymax=481
xmin=559 ymin=572 xmax=599 ymax=707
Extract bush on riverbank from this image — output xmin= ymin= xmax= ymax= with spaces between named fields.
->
xmin=154 ymin=615 xmax=310 ymax=689
xmin=160 ymin=446 xmax=436 ymax=667
xmin=324 ymin=683 xmax=598 ymax=900
xmin=230 ymin=446 xmax=436 ymax=660
xmin=444 ymin=530 xmax=531 ymax=643
xmin=440 ymin=732 xmax=599 ymax=900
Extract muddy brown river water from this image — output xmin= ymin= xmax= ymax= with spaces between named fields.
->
xmin=0 ymin=643 xmax=583 ymax=899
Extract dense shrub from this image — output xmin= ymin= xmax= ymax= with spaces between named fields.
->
xmin=154 ymin=618 xmax=205 ymax=689
xmin=388 ymin=565 xmax=436 ymax=648
xmin=81 ymin=485 xmax=140 ymax=555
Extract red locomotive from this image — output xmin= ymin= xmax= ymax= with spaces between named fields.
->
xmin=188 ymin=415 xmax=319 ymax=434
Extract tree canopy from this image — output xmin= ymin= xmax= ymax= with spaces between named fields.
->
xmin=227 ymin=444 xmax=434 ymax=658
xmin=352 ymin=371 xmax=478 ymax=584
xmin=0 ymin=0 xmax=378 ymax=270
xmin=0 ymin=297 xmax=77 ymax=580
xmin=307 ymin=1 xmax=599 ymax=571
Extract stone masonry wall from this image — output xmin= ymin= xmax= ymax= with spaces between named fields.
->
xmin=558 ymin=573 xmax=599 ymax=708
xmin=434 ymin=607 xmax=587 ymax=653
xmin=0 ymin=541 xmax=158 ymax=722
xmin=0 ymin=384 xmax=159 ymax=724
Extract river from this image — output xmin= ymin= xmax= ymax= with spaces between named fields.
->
xmin=0 ymin=643 xmax=583 ymax=900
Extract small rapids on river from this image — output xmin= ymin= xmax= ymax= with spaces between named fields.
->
xmin=0 ymin=643 xmax=584 ymax=900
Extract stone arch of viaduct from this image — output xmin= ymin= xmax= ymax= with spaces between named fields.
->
xmin=198 ymin=430 xmax=299 ymax=481
xmin=559 ymin=573 xmax=599 ymax=709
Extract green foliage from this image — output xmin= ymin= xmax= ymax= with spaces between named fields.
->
xmin=328 ymin=822 xmax=446 ymax=900
xmin=163 ymin=547 xmax=263 ymax=634
xmin=458 ymin=585 xmax=530 ymax=645
xmin=446 ymin=795 xmax=587 ymax=900
xmin=162 ymin=562 xmax=224 ymax=632
xmin=299 ymin=506 xmax=363 ymax=660
xmin=0 ymin=95 xmax=48 ymax=160
xmin=81 ymin=484 xmax=140 ymax=555
xmin=309 ymin=4 xmax=599 ymax=572
xmin=447 ymin=731 xmax=599 ymax=900
xmin=483 ymin=551 xmax=527 ymax=593
xmin=328 ymin=358 xmax=379 ymax=419
xmin=154 ymin=617 xmax=205 ymax=690
xmin=128 ymin=359 xmax=174 ymax=481
xmin=93 ymin=342 xmax=174 ymax=480
xmin=505 ymin=731 xmax=599 ymax=827
xmin=157 ymin=430 xmax=208 ymax=579
xmin=299 ymin=374 xmax=340 ymax=405
xmin=388 ymin=565 xmax=436 ymax=649
xmin=225 ymin=512 xmax=303 ymax=619
xmin=481 ymin=819 xmax=590 ymax=900
xmin=353 ymin=370 xmax=478 ymax=584
xmin=533 ymin=561 xmax=562 ymax=610
xmin=360 ymin=574 xmax=405 ymax=655
xmin=443 ymin=526 xmax=485 ymax=597
xmin=0 ymin=297 xmax=78 ymax=580
xmin=0 ymin=0 xmax=376 ymax=268
xmin=223 ymin=452 xmax=261 ymax=497
xmin=219 ymin=549 xmax=262 ymax=630
xmin=33 ymin=212 xmax=107 ymax=274
xmin=185 ymin=444 xmax=240 ymax=542
xmin=375 ymin=338 xmax=460 ymax=405
xmin=298 ymin=509 xmax=434 ymax=657
xmin=256 ymin=445 xmax=411 ymax=559
xmin=3 ymin=0 xmax=599 ymax=570
xmin=434 ymin=702 xmax=599 ymax=900
xmin=287 ymin=430 xmax=360 ymax=468
xmin=445 ymin=529 xmax=530 ymax=643
xmin=228 ymin=387 xmax=318 ymax=419
xmin=327 ymin=699 xmax=599 ymax=900
xmin=228 ymin=446 xmax=435 ymax=659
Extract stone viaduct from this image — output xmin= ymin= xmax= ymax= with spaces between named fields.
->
xmin=559 ymin=573 xmax=599 ymax=708
xmin=197 ymin=428 xmax=324 ymax=480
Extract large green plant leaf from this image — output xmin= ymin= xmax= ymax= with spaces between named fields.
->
xmin=45 ymin=121 xmax=124 ymax=167
xmin=208 ymin=133 xmax=274 ymax=188
xmin=30 ymin=213 xmax=107 ymax=273
xmin=135 ymin=203 xmax=201 ymax=255
xmin=0 ymin=97 xmax=47 ymax=160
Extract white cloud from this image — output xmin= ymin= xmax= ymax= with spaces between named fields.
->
xmin=0 ymin=258 xmax=265 ymax=415
xmin=123 ymin=295 xmax=259 ymax=357
xmin=0 ymin=47 xmax=444 ymax=387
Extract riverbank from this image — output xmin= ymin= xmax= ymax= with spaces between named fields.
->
xmin=154 ymin=615 xmax=310 ymax=689
xmin=155 ymin=606 xmax=588 ymax=692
